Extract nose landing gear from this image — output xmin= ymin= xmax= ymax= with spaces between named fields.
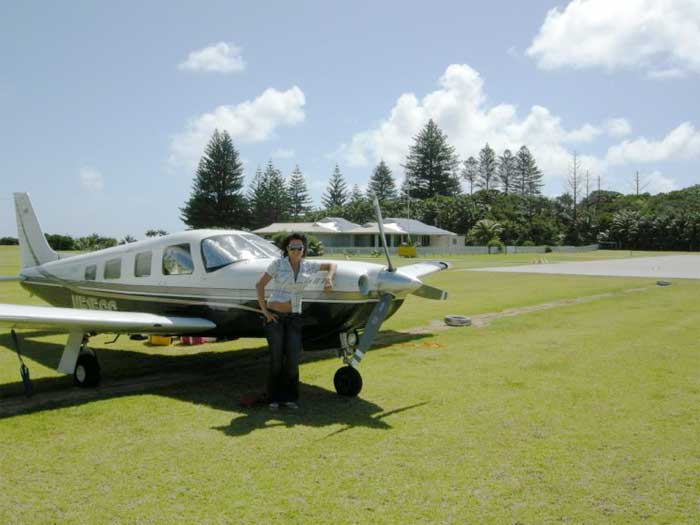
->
xmin=334 ymin=365 xmax=362 ymax=397
xmin=335 ymin=330 xmax=363 ymax=397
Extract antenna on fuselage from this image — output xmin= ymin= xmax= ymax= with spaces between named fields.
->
xmin=372 ymin=196 xmax=395 ymax=273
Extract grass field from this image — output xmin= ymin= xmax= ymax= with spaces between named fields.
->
xmin=1 ymin=246 xmax=699 ymax=523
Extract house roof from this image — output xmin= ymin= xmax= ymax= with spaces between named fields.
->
xmin=253 ymin=216 xmax=456 ymax=236
xmin=349 ymin=218 xmax=456 ymax=236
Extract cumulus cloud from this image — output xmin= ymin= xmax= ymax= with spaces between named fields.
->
xmin=337 ymin=64 xmax=699 ymax=195
xmin=339 ymin=64 xmax=606 ymax=188
xmin=80 ymin=166 xmax=104 ymax=192
xmin=605 ymin=122 xmax=700 ymax=165
xmin=604 ymin=118 xmax=632 ymax=138
xmin=170 ymin=86 xmax=305 ymax=167
xmin=527 ymin=0 xmax=700 ymax=76
xmin=645 ymin=171 xmax=678 ymax=193
xmin=178 ymin=42 xmax=245 ymax=73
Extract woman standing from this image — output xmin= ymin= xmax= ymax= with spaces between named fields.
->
xmin=256 ymin=233 xmax=337 ymax=410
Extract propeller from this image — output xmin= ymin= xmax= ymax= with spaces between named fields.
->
xmin=372 ymin=197 xmax=395 ymax=272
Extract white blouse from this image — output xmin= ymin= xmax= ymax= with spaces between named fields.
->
xmin=265 ymin=257 xmax=322 ymax=313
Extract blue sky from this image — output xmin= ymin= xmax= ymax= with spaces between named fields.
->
xmin=2 ymin=0 xmax=699 ymax=238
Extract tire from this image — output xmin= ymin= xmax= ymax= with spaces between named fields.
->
xmin=334 ymin=366 xmax=363 ymax=397
xmin=74 ymin=352 xmax=101 ymax=387
xmin=444 ymin=315 xmax=471 ymax=327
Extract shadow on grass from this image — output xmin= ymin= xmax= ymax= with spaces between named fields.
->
xmin=0 ymin=329 xmax=432 ymax=430
xmin=214 ymin=397 xmax=429 ymax=438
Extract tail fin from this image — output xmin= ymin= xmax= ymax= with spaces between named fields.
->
xmin=14 ymin=192 xmax=59 ymax=268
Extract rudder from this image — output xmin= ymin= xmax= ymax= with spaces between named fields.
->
xmin=14 ymin=192 xmax=59 ymax=268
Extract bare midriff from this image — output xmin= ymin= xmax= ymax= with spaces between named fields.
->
xmin=267 ymin=300 xmax=292 ymax=313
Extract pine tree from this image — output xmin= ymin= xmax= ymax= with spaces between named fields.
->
xmin=247 ymin=166 xmax=266 ymax=229
xmin=497 ymin=149 xmax=516 ymax=195
xmin=180 ymin=129 xmax=248 ymax=228
xmin=322 ymin=164 xmax=349 ymax=208
xmin=461 ymin=156 xmax=479 ymax=195
xmin=287 ymin=165 xmax=312 ymax=219
xmin=515 ymin=146 xmax=543 ymax=197
xmin=402 ymin=119 xmax=460 ymax=199
xmin=346 ymin=184 xmax=373 ymax=224
xmin=247 ymin=161 xmax=289 ymax=229
xmin=477 ymin=143 xmax=497 ymax=191
xmin=367 ymin=160 xmax=397 ymax=202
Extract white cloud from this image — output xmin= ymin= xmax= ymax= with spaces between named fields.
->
xmin=338 ymin=64 xmax=606 ymax=189
xmin=645 ymin=171 xmax=678 ymax=193
xmin=527 ymin=0 xmax=700 ymax=76
xmin=564 ymin=123 xmax=602 ymax=143
xmin=170 ymin=86 xmax=306 ymax=167
xmin=604 ymin=118 xmax=632 ymax=138
xmin=337 ymin=64 xmax=700 ymax=196
xmin=606 ymin=122 xmax=700 ymax=165
xmin=272 ymin=148 xmax=295 ymax=159
xmin=80 ymin=166 xmax=104 ymax=192
xmin=178 ymin=42 xmax=245 ymax=73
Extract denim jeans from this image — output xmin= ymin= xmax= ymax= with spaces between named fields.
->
xmin=264 ymin=313 xmax=303 ymax=402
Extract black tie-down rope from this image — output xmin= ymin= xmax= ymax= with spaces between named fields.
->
xmin=10 ymin=330 xmax=33 ymax=397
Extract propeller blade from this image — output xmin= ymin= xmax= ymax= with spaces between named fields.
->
xmin=372 ymin=197 xmax=395 ymax=272
xmin=349 ymin=293 xmax=393 ymax=367
xmin=412 ymin=284 xmax=448 ymax=301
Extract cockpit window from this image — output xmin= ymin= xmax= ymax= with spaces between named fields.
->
xmin=163 ymin=244 xmax=194 ymax=276
xmin=201 ymin=234 xmax=279 ymax=272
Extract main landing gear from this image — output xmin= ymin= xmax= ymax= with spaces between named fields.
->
xmin=335 ymin=330 xmax=363 ymax=397
xmin=56 ymin=332 xmax=101 ymax=387
xmin=73 ymin=345 xmax=101 ymax=387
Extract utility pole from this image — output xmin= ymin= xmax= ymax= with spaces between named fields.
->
xmin=633 ymin=171 xmax=649 ymax=196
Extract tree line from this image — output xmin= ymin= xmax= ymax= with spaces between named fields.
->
xmin=2 ymin=122 xmax=696 ymax=251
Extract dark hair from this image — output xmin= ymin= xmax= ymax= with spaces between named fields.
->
xmin=280 ymin=232 xmax=308 ymax=258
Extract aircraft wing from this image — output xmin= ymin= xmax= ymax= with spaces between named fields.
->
xmin=0 ymin=303 xmax=216 ymax=334
xmin=397 ymin=261 xmax=450 ymax=280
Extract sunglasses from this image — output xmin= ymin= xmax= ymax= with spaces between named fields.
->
xmin=288 ymin=245 xmax=304 ymax=251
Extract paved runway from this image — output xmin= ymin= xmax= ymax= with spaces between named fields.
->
xmin=469 ymin=254 xmax=700 ymax=279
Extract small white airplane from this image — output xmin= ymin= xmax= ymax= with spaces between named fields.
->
xmin=0 ymin=193 xmax=448 ymax=397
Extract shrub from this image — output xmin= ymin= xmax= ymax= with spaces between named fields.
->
xmin=0 ymin=237 xmax=19 ymax=246
xmin=487 ymin=238 xmax=505 ymax=254
xmin=521 ymin=240 xmax=535 ymax=246
xmin=544 ymin=245 xmax=553 ymax=253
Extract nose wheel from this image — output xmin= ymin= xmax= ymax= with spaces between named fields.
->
xmin=334 ymin=365 xmax=363 ymax=397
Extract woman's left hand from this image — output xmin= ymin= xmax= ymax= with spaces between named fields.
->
xmin=324 ymin=276 xmax=334 ymax=291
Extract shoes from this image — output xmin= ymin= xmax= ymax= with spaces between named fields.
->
xmin=284 ymin=401 xmax=299 ymax=410
xmin=268 ymin=402 xmax=279 ymax=410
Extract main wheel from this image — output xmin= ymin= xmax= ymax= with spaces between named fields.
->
xmin=334 ymin=366 xmax=362 ymax=397
xmin=74 ymin=352 xmax=101 ymax=387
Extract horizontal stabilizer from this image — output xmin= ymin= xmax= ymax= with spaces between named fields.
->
xmin=0 ymin=276 xmax=23 ymax=283
xmin=412 ymin=284 xmax=448 ymax=301
xmin=0 ymin=303 xmax=216 ymax=334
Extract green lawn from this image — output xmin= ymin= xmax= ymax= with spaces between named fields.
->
xmin=1 ymin=246 xmax=699 ymax=523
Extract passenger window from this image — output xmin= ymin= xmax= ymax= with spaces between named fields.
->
xmin=163 ymin=244 xmax=194 ymax=275
xmin=104 ymin=258 xmax=122 ymax=280
xmin=85 ymin=265 xmax=96 ymax=281
xmin=134 ymin=252 xmax=152 ymax=277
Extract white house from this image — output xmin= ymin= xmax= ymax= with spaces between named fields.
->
xmin=254 ymin=217 xmax=459 ymax=248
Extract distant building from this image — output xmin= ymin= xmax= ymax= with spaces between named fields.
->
xmin=254 ymin=217 xmax=459 ymax=248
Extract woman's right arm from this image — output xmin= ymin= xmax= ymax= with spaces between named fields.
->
xmin=256 ymin=273 xmax=277 ymax=323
